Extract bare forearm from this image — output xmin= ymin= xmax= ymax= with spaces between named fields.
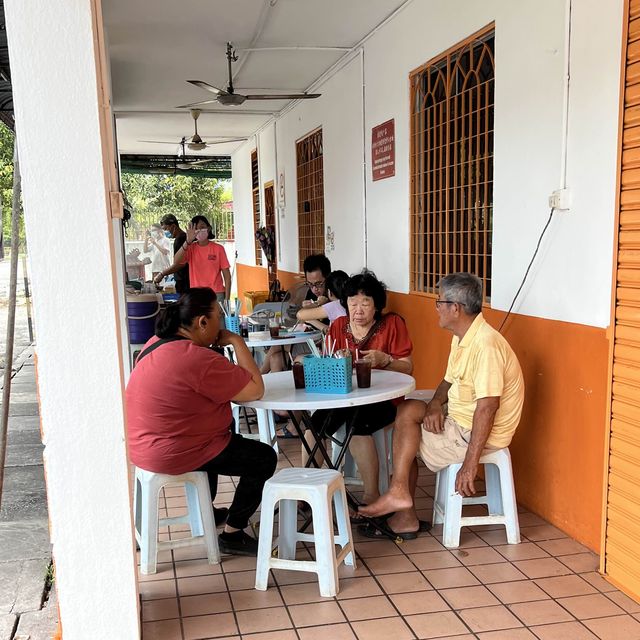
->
xmin=463 ymin=400 xmax=499 ymax=466
xmin=232 ymin=340 xmax=264 ymax=392
xmin=432 ymin=379 xmax=452 ymax=406
xmin=385 ymin=357 xmax=412 ymax=374
xmin=222 ymin=269 xmax=231 ymax=299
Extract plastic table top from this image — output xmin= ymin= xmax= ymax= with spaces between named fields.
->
xmin=235 ymin=369 xmax=416 ymax=412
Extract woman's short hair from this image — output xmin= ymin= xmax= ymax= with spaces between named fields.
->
xmin=438 ymin=273 xmax=483 ymax=315
xmin=325 ymin=270 xmax=349 ymax=301
xmin=342 ymin=270 xmax=387 ymax=319
xmin=155 ymin=287 xmax=218 ymax=337
xmin=190 ymin=215 xmax=215 ymax=240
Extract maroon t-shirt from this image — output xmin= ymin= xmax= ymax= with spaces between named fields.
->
xmin=126 ymin=337 xmax=251 ymax=474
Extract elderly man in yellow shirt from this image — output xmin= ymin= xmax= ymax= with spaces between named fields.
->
xmin=360 ymin=272 xmax=524 ymax=539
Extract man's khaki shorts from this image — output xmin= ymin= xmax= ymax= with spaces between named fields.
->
xmin=419 ymin=415 xmax=473 ymax=472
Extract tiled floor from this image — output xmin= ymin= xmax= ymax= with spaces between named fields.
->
xmin=139 ymin=437 xmax=640 ymax=640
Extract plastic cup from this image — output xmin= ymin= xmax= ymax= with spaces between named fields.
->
xmin=269 ymin=318 xmax=279 ymax=338
xmin=292 ymin=361 xmax=306 ymax=389
xmin=355 ymin=359 xmax=371 ymax=388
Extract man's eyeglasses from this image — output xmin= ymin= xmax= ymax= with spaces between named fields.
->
xmin=435 ymin=299 xmax=457 ymax=308
xmin=305 ymin=280 xmax=326 ymax=289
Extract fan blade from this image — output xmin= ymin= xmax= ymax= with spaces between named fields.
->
xmin=138 ymin=140 xmax=182 ymax=144
xmin=204 ymin=138 xmax=247 ymax=145
xmin=175 ymin=99 xmax=218 ymax=109
xmin=187 ymin=80 xmax=227 ymax=95
xmin=244 ymin=93 xmax=321 ymax=100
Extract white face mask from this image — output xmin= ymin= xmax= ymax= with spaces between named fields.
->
xmin=195 ymin=229 xmax=209 ymax=242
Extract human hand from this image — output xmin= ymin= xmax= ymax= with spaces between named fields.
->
xmin=301 ymin=299 xmax=313 ymax=307
xmin=359 ymin=349 xmax=388 ymax=369
xmin=422 ymin=400 xmax=445 ymax=433
xmin=215 ymin=329 xmax=243 ymax=348
xmin=153 ymin=273 xmax=163 ymax=285
xmin=455 ymin=461 xmax=478 ymax=496
xmin=186 ymin=222 xmax=197 ymax=244
xmin=315 ymin=295 xmax=329 ymax=305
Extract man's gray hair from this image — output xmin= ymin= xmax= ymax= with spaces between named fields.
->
xmin=438 ymin=273 xmax=483 ymax=315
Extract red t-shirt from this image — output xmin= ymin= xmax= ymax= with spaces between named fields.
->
xmin=183 ymin=242 xmax=230 ymax=292
xmin=328 ymin=313 xmax=413 ymax=364
xmin=125 ymin=337 xmax=251 ymax=474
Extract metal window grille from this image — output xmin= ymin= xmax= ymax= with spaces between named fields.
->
xmin=410 ymin=27 xmax=495 ymax=300
xmin=296 ymin=129 xmax=325 ymax=272
xmin=264 ymin=182 xmax=277 ymax=283
xmin=251 ymin=149 xmax=262 ymax=265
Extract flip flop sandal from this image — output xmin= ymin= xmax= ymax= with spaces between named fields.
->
xmin=276 ymin=427 xmax=298 ymax=438
xmin=358 ymin=518 xmax=431 ymax=541
xmin=349 ymin=510 xmax=393 ymax=525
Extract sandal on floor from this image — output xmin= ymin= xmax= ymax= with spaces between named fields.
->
xmin=357 ymin=518 xmax=431 ymax=541
xmin=276 ymin=426 xmax=298 ymax=438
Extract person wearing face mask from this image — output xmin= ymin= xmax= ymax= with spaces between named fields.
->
xmin=143 ymin=223 xmax=172 ymax=280
xmin=159 ymin=214 xmax=190 ymax=294
xmin=155 ymin=215 xmax=231 ymax=301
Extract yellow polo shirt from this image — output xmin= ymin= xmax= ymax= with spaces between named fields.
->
xmin=444 ymin=314 xmax=524 ymax=448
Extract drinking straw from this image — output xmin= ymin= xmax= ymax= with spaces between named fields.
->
xmin=356 ymin=348 xmax=359 ymax=361
xmin=331 ymin=338 xmax=336 ymax=358
xmin=288 ymin=351 xmax=295 ymax=367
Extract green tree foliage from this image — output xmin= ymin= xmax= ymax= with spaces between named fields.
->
xmin=121 ymin=172 xmax=233 ymax=240
xmin=0 ymin=123 xmax=22 ymax=251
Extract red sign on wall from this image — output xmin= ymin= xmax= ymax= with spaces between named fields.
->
xmin=371 ymin=119 xmax=395 ymax=181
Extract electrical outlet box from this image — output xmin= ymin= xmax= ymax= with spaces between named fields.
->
xmin=548 ymin=188 xmax=571 ymax=211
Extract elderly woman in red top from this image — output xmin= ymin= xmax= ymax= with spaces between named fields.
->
xmin=126 ymin=288 xmax=277 ymax=556
xmin=311 ymin=270 xmax=413 ymax=509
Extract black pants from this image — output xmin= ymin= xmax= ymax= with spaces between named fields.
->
xmin=311 ymin=400 xmax=397 ymax=438
xmin=196 ymin=432 xmax=277 ymax=530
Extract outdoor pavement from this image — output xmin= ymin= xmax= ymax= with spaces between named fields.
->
xmin=0 ymin=255 xmax=58 ymax=640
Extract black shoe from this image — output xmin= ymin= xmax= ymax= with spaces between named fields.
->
xmin=213 ymin=507 xmax=229 ymax=527
xmin=218 ymin=530 xmax=259 ymax=556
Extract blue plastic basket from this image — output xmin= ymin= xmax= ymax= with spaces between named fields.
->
xmin=225 ymin=315 xmax=241 ymax=334
xmin=303 ymin=355 xmax=353 ymax=394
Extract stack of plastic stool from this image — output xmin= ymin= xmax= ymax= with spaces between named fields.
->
xmin=133 ymin=468 xmax=220 ymax=574
xmin=255 ymin=468 xmax=355 ymax=597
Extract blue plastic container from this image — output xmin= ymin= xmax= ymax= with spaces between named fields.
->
xmin=126 ymin=294 xmax=160 ymax=344
xmin=225 ymin=315 xmax=241 ymax=334
xmin=303 ymin=355 xmax=353 ymax=394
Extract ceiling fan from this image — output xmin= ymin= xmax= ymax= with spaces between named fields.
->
xmin=138 ymin=108 xmax=247 ymax=151
xmin=177 ymin=42 xmax=321 ymax=108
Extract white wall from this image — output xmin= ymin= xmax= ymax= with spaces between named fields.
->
xmin=231 ymin=138 xmax=260 ymax=266
xmin=4 ymin=0 xmax=139 ymax=638
xmin=232 ymin=0 xmax=623 ymax=328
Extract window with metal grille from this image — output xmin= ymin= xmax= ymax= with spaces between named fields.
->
xmin=296 ymin=129 xmax=325 ymax=272
xmin=251 ymin=149 xmax=262 ymax=265
xmin=410 ymin=27 xmax=495 ymax=299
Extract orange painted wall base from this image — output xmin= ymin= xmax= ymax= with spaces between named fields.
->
xmin=237 ymin=262 xmax=608 ymax=551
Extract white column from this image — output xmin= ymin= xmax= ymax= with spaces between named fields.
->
xmin=4 ymin=1 xmax=139 ymax=638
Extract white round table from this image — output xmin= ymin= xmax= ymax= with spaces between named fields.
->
xmin=245 ymin=330 xmax=322 ymax=356
xmin=234 ymin=370 xmax=416 ymax=450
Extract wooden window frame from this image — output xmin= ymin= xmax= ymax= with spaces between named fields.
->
xmin=296 ymin=128 xmax=325 ymax=273
xmin=409 ymin=24 xmax=495 ymax=301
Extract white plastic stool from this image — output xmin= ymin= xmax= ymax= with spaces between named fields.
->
xmin=232 ymin=405 xmax=278 ymax=453
xmin=331 ymin=424 xmax=393 ymax=494
xmin=255 ymin=468 xmax=355 ymax=597
xmin=133 ymin=468 xmax=220 ymax=575
xmin=433 ymin=448 xmax=520 ymax=548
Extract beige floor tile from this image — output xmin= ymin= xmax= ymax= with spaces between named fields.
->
xmin=173 ymin=546 xmax=209 ymax=562
xmin=459 ymin=604 xmax=523 ymax=633
xmin=422 ymin=567 xmax=481 ymax=590
xmin=476 ymin=529 xmax=511 ymax=546
xmin=409 ymin=550 xmax=462 ymax=571
xmin=180 ymin=592 xmax=232 ymax=617
xmin=355 ymin=540 xmax=403 ymax=558
xmin=338 ymin=595 xmax=397 ymax=621
xmin=279 ymin=581 xmax=327 ymax=605
xmin=271 ymin=568 xmax=318 ymax=585
xmin=509 ymin=599 xmax=575 ymax=626
xmin=376 ymin=571 xmax=432 ymax=594
xmin=513 ymin=558 xmax=572 ymax=579
xmin=453 ymin=546 xmax=505 ymax=566
xmin=400 ymin=535 xmax=446 ymax=554
xmin=405 ymin=610 xmax=471 ymax=638
xmin=141 ymin=598 xmax=180 ymax=622
xmin=139 ymin=563 xmax=175 ymax=582
xmin=531 ymin=621 xmax=599 ymax=639
xmin=364 ymin=554 xmax=416 ymax=575
xmin=243 ymin=631 xmax=298 ymax=640
xmin=559 ymin=553 xmax=600 ymax=574
xmin=351 ymin=616 xmax=414 ymax=640
xmin=174 ymin=559 xmax=222 ymax=578
xmin=235 ymin=606 xmax=293 ymax=635
xmin=581 ymin=572 xmax=619 ymax=593
xmin=606 ymin=591 xmax=640 ymax=614
xmin=219 ymin=554 xmax=259 ymax=573
xmin=457 ymin=530 xmax=490 ymax=548
xmin=493 ymin=543 xmax=548 ymax=563
xmin=440 ymin=584 xmax=500 ymax=610
xmin=582 ymin=614 xmax=640 ymax=639
xmin=390 ymin=590 xmax=450 ymax=615
xmin=521 ymin=525 xmax=568 ymax=541
xmin=142 ymin=619 xmax=183 ymax=640
xmin=534 ymin=575 xmax=598 ymax=598
xmin=224 ymin=569 xmax=274 ymax=591
xmin=488 ymin=580 xmax=551 ymax=604
xmin=557 ymin=593 xmax=625 ymax=620
xmin=298 ymin=623 xmax=357 ymax=640
xmin=230 ymin=587 xmax=284 ymax=610
xmin=469 ymin=562 xmax=527 ymax=584
xmin=477 ymin=629 xmax=537 ymax=639
xmin=182 ymin=612 xmax=238 ymax=639
xmin=140 ymin=579 xmax=178 ymax=601
xmin=335 ymin=576 xmax=383 ymax=600
xmin=537 ymin=538 xmax=591 ymax=556
xmin=177 ymin=574 xmax=227 ymax=597
xmin=288 ymin=601 xmax=346 ymax=628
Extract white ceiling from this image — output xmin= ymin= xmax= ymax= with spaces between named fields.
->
xmin=102 ymin=0 xmax=409 ymax=157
